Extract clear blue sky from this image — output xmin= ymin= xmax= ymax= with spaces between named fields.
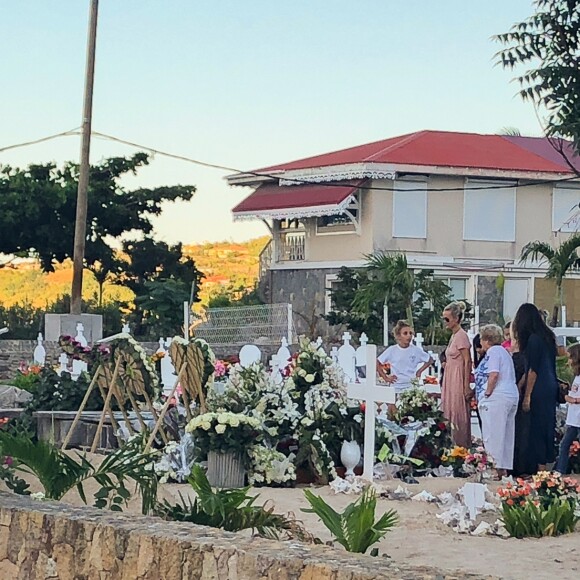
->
xmin=1 ymin=0 xmax=540 ymax=244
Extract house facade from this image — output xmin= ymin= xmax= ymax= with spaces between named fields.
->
xmin=228 ymin=131 xmax=580 ymax=338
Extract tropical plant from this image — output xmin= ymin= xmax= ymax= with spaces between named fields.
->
xmin=0 ymin=432 xmax=158 ymax=514
xmin=155 ymin=465 xmax=308 ymax=540
xmin=353 ymin=252 xmax=415 ymax=331
xmin=495 ymin=0 xmax=580 ymax=159
xmin=520 ymin=234 xmax=580 ymax=325
xmin=302 ymin=487 xmax=398 ymax=555
xmin=498 ymin=472 xmax=580 ymax=538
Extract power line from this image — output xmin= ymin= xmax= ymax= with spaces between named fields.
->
xmin=0 ymin=127 xmax=80 ymax=154
xmin=3 ymin=127 xmax=580 ymax=193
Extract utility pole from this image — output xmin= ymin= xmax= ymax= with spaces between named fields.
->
xmin=71 ymin=0 xmax=99 ymax=314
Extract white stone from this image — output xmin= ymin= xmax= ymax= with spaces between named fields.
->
xmin=459 ymin=482 xmax=488 ymax=521
xmin=33 ymin=333 xmax=46 ymax=365
xmin=338 ymin=332 xmax=356 ymax=382
xmin=276 ymin=337 xmax=291 ymax=368
xmin=75 ymin=323 xmax=88 ymax=347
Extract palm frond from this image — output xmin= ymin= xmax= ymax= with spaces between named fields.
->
xmin=520 ymin=241 xmax=555 ymax=265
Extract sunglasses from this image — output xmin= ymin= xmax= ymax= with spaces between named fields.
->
xmin=442 ymin=317 xmax=450 ymax=323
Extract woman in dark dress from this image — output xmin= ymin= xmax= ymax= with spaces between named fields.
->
xmin=511 ymin=303 xmax=559 ymax=474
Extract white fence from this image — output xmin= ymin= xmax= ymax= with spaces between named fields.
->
xmin=194 ymin=303 xmax=296 ymax=347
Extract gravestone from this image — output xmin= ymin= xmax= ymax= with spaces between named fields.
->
xmin=355 ymin=333 xmax=368 ymax=378
xmin=45 ymin=313 xmax=103 ymax=343
xmin=277 ymin=337 xmax=292 ymax=368
xmin=338 ymin=332 xmax=356 ymax=383
xmin=347 ymin=344 xmax=396 ymax=480
xmin=33 ymin=333 xmax=46 ymax=365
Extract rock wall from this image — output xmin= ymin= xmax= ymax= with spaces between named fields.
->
xmin=0 ymin=493 xmax=493 ymax=580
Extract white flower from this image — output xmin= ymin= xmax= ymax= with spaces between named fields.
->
xmin=217 ymin=413 xmax=228 ymax=424
xmin=305 ymin=374 xmax=315 ymax=383
xmin=30 ymin=492 xmax=45 ymax=501
xmin=215 ymin=424 xmax=227 ymax=434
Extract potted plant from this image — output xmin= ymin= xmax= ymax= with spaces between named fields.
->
xmin=186 ymin=411 xmax=261 ymax=488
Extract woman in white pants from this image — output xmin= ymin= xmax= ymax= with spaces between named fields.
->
xmin=477 ymin=324 xmax=519 ymax=478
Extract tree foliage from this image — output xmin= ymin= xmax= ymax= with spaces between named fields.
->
xmin=520 ymin=233 xmax=580 ymax=324
xmin=325 ymin=253 xmax=454 ymax=345
xmin=119 ymin=237 xmax=204 ymax=338
xmin=0 ymin=153 xmax=196 ymax=271
xmin=495 ymin=0 xmax=580 ymax=157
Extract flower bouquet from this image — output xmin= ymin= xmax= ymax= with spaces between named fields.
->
xmin=462 ymin=446 xmax=493 ymax=481
xmin=186 ymin=411 xmax=262 ymax=487
xmin=440 ymin=446 xmax=469 ymax=477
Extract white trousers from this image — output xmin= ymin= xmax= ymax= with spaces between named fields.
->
xmin=478 ymin=393 xmax=518 ymax=470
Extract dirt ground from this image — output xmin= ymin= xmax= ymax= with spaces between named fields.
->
xmin=5 ymin=457 xmax=580 ymax=580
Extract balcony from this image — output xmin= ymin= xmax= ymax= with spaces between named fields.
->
xmin=277 ymin=231 xmax=305 ymax=262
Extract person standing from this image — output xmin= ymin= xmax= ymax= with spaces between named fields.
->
xmin=377 ymin=320 xmax=433 ymax=392
xmin=555 ymin=344 xmax=580 ymax=474
xmin=441 ymin=301 xmax=472 ymax=448
xmin=476 ymin=325 xmax=519 ymax=478
xmin=511 ymin=303 xmax=559 ymax=474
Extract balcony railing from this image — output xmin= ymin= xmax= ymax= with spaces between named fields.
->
xmin=277 ymin=231 xmax=305 ymax=262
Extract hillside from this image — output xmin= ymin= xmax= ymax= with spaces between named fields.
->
xmin=0 ymin=237 xmax=270 ymax=309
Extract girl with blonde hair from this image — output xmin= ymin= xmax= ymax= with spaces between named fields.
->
xmin=377 ymin=320 xmax=433 ymax=392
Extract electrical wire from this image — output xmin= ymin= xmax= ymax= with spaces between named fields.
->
xmin=2 ymin=127 xmax=580 ymax=193
xmin=0 ymin=127 xmax=80 ymax=153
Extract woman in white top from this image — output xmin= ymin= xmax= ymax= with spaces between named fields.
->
xmin=377 ymin=320 xmax=433 ymax=392
xmin=477 ymin=324 xmax=520 ymax=477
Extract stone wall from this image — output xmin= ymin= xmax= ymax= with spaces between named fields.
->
xmin=0 ymin=493 xmax=493 ymax=580
xmin=0 ymin=340 xmax=60 ymax=381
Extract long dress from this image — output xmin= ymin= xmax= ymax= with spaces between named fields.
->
xmin=525 ymin=333 xmax=558 ymax=471
xmin=441 ymin=328 xmax=471 ymax=448
xmin=512 ymin=351 xmax=535 ymax=476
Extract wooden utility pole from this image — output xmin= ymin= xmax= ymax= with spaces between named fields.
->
xmin=71 ymin=0 xmax=99 ymax=314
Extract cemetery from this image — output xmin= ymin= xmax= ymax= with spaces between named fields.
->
xmin=1 ymin=321 xmax=579 ymax=579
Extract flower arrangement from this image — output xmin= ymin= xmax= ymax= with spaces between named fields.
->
xmin=393 ymin=385 xmax=452 ymax=469
xmin=12 ymin=362 xmax=42 ymax=392
xmin=395 ymin=385 xmax=439 ymax=423
xmin=462 ymin=446 xmax=493 ymax=479
xmin=498 ymin=472 xmax=580 ymax=538
xmin=440 ymin=446 xmax=469 ymax=476
xmin=185 ymin=411 xmax=261 ymax=464
xmin=247 ymin=445 xmax=296 ymax=485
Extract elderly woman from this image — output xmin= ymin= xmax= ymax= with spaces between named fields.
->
xmin=477 ymin=324 xmax=519 ymax=477
xmin=441 ymin=301 xmax=472 ymax=447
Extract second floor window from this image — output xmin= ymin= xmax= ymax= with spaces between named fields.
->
xmin=464 ymin=180 xmax=516 ymax=242
xmin=393 ymin=179 xmax=427 ymax=238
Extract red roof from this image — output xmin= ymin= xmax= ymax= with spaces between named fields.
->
xmin=233 ymin=181 xmax=361 ymax=215
xmin=256 ymin=130 xmax=578 ymax=174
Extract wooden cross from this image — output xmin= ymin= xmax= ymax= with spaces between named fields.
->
xmin=347 ymin=344 xmax=396 ymax=480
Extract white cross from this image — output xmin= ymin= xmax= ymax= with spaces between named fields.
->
xmin=342 ymin=331 xmax=352 ymax=344
xmin=347 ymin=344 xmax=396 ymax=480
xmin=269 ymin=354 xmax=283 ymax=385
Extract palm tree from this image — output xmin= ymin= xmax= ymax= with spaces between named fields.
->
xmin=352 ymin=252 xmax=415 ymax=342
xmin=520 ymin=234 xmax=580 ymax=326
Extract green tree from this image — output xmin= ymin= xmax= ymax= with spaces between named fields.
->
xmin=520 ymin=234 xmax=580 ymax=325
xmin=353 ymin=253 xmax=415 ymax=336
xmin=495 ymin=0 xmax=580 ymax=159
xmin=0 ymin=153 xmax=196 ymax=271
xmin=119 ymin=237 xmax=204 ymax=337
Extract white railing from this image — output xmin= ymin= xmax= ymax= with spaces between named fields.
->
xmin=278 ymin=232 xmax=305 ymax=262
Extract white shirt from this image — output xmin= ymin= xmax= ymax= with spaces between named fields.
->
xmin=485 ymin=345 xmax=519 ymax=400
xmin=566 ymin=376 xmax=580 ymax=428
xmin=378 ymin=344 xmax=430 ymax=390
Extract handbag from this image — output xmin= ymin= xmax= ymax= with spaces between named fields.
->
xmin=557 ymin=379 xmax=570 ymax=405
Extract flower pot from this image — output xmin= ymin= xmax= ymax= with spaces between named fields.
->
xmin=206 ymin=451 xmax=246 ymax=488
xmin=340 ymin=440 xmax=361 ymax=477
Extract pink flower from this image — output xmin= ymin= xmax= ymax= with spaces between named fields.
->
xmin=3 ymin=456 xmax=13 ymax=466
xmin=214 ymin=360 xmax=227 ymax=378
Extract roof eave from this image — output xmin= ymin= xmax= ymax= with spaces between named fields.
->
xmin=227 ymin=161 xmax=575 ymax=187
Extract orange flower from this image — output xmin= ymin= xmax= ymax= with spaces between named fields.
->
xmin=506 ymin=499 xmax=514 ymax=506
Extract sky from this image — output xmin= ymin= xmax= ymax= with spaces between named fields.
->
xmin=0 ymin=0 xmax=542 ymax=245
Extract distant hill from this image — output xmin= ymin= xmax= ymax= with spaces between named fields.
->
xmin=0 ymin=236 xmax=270 ymax=309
